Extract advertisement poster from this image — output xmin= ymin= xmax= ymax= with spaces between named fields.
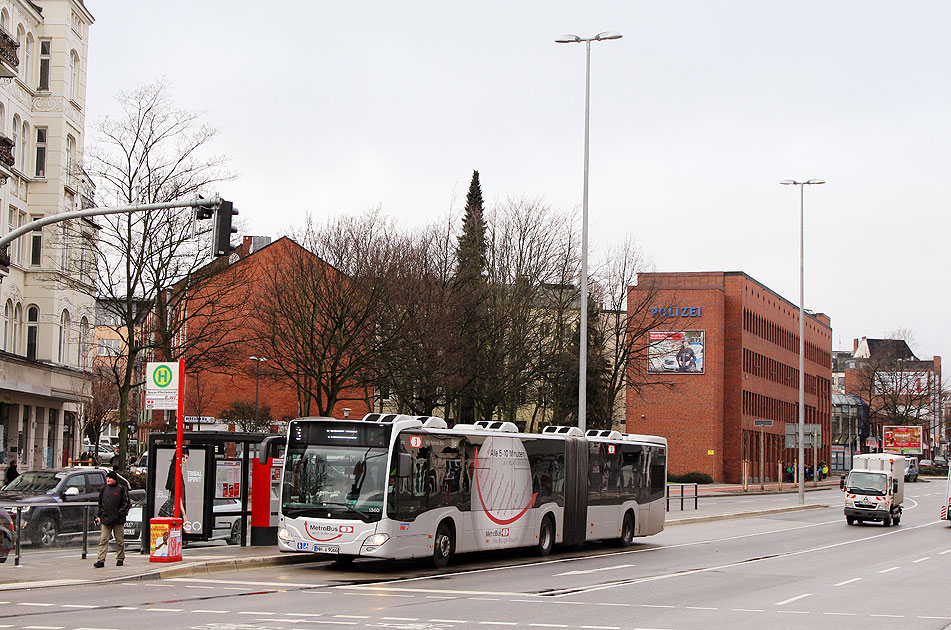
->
xmin=215 ymin=460 xmax=242 ymax=499
xmin=153 ymin=446 xmax=206 ymax=534
xmin=648 ymin=330 xmax=705 ymax=374
xmin=883 ymin=426 xmax=923 ymax=454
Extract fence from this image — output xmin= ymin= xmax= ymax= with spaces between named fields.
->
xmin=5 ymin=501 xmax=98 ymax=566
xmin=666 ymin=483 xmax=699 ymax=511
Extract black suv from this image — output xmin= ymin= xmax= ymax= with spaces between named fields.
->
xmin=1 ymin=468 xmax=106 ymax=547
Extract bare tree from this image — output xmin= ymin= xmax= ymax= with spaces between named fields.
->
xmin=59 ymin=79 xmax=235 ymax=469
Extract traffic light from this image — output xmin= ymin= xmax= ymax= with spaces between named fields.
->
xmin=212 ymin=199 xmax=239 ymax=257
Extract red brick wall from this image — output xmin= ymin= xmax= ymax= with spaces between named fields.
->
xmin=626 ymin=272 xmax=833 ymax=483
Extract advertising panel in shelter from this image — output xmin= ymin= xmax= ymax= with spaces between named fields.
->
xmin=648 ymin=330 xmax=705 ymax=374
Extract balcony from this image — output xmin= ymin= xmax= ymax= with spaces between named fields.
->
xmin=0 ymin=133 xmax=13 ymax=184
xmin=0 ymin=28 xmax=17 ymax=78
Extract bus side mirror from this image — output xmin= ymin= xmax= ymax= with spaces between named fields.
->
xmin=397 ymin=453 xmax=413 ymax=478
xmin=258 ymin=435 xmax=286 ymax=465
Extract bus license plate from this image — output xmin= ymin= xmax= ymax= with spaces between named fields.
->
xmin=313 ymin=545 xmax=339 ymax=554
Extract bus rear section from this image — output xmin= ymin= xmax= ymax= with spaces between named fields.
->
xmin=273 ymin=416 xmax=667 ymax=566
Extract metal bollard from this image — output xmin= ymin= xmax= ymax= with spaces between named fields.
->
xmin=666 ymin=486 xmax=669 ymax=512
xmin=680 ymin=484 xmax=685 ymax=511
xmin=82 ymin=505 xmax=89 ymax=560
xmin=14 ymin=506 xmax=21 ymax=567
xmin=694 ymin=483 xmax=699 ymax=510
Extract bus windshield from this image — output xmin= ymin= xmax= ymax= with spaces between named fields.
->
xmin=281 ymin=421 xmax=391 ymax=522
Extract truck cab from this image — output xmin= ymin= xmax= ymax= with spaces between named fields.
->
xmin=841 ymin=454 xmax=904 ymax=527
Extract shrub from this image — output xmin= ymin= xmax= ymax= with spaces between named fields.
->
xmin=668 ymin=471 xmax=714 ymax=484
xmin=918 ymin=465 xmax=948 ymax=477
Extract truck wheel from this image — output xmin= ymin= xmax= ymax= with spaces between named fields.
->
xmin=883 ymin=515 xmax=892 ymax=527
xmin=846 ymin=516 xmax=854 ymax=525
xmin=893 ymin=516 xmax=900 ymax=526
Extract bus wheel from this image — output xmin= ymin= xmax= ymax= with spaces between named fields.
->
xmin=433 ymin=522 xmax=454 ymax=569
xmin=536 ymin=516 xmax=554 ymax=557
xmin=618 ymin=512 xmax=635 ymax=547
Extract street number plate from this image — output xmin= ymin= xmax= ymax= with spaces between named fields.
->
xmin=313 ymin=545 xmax=339 ymax=554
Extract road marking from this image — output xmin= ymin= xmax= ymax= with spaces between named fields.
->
xmin=471 ymin=597 xmax=502 ymax=601
xmin=512 ymin=599 xmax=543 ymax=603
xmin=554 ymin=564 xmax=634 ymax=576
xmin=380 ymin=619 xmax=418 ymax=622
xmin=777 ymin=611 xmax=809 ymax=614
xmin=237 ymin=611 xmax=275 ymax=615
xmin=192 ymin=610 xmax=229 ymax=614
xmin=581 ymin=626 xmax=620 ymax=629
xmin=18 ymin=603 xmax=54 ymax=607
xmin=429 ymin=621 xmax=468 ymax=624
xmin=185 ymin=585 xmax=216 ymax=589
xmin=23 ymin=626 xmax=64 ymax=629
xmin=879 ymin=566 xmax=900 ymax=573
xmin=149 ymin=608 xmax=183 ymax=612
xmin=530 ymin=625 xmax=566 ymax=628
xmin=117 ymin=607 xmax=138 ymax=610
xmin=334 ymin=616 xmax=370 ymax=619
xmin=288 ymin=613 xmax=324 ymax=617
xmin=823 ymin=612 xmax=856 ymax=616
xmin=940 ymin=549 xmax=951 ymax=555
xmin=913 ymin=557 xmax=930 ymax=563
xmin=642 ymin=605 xmax=675 ymax=608
xmin=919 ymin=616 xmax=951 ymax=620
xmin=685 ymin=607 xmax=716 ymax=610
xmin=871 ymin=614 xmax=903 ymax=618
xmin=732 ymin=609 xmax=763 ymax=612
xmin=169 ymin=577 xmax=321 ymax=588
xmin=479 ymin=623 xmax=517 ymax=626
xmin=74 ymin=628 xmax=119 ymax=630
xmin=775 ymin=594 xmax=811 ymax=606
xmin=61 ymin=604 xmax=97 ymax=608
xmin=834 ymin=578 xmax=862 ymax=586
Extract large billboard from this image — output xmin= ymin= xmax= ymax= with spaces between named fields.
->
xmin=648 ymin=331 xmax=704 ymax=374
xmin=882 ymin=425 xmax=923 ymax=454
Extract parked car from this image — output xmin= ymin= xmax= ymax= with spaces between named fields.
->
xmin=935 ymin=455 xmax=948 ymax=466
xmin=0 ymin=509 xmax=14 ymax=563
xmin=122 ymin=489 xmax=147 ymax=547
xmin=130 ymin=453 xmax=148 ymax=475
xmin=0 ymin=468 xmax=106 ymax=547
xmin=905 ymin=456 xmax=919 ymax=482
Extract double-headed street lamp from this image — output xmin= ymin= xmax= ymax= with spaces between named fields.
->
xmin=780 ymin=178 xmax=825 ymax=504
xmin=556 ymin=30 xmax=622 ymax=434
xmin=249 ymin=356 xmax=267 ymax=425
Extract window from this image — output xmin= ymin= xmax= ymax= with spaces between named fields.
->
xmin=34 ymin=127 xmax=46 ymax=178
xmin=2 ymin=300 xmax=9 ymax=351
xmin=11 ymin=114 xmax=18 ymax=169
xmin=65 ymin=135 xmax=75 ymax=186
xmin=12 ymin=303 xmax=21 ymax=354
xmin=68 ymin=51 xmax=78 ymax=101
xmin=78 ymin=317 xmax=88 ymax=367
xmin=97 ymin=338 xmax=121 ymax=357
xmin=19 ymin=120 xmax=27 ymax=174
xmin=29 ymin=215 xmax=41 ymax=266
xmin=14 ymin=26 xmax=22 ymax=80
xmin=0 ymin=10 xmax=8 ymax=33
xmin=26 ymin=305 xmax=37 ymax=360
xmin=58 ymin=309 xmax=69 ymax=363
xmin=0 ymin=103 xmax=5 ymax=133
xmin=24 ymin=34 xmax=32 ymax=85
xmin=37 ymin=39 xmax=50 ymax=91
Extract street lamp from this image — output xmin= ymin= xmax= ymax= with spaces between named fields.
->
xmin=780 ymin=178 xmax=825 ymax=504
xmin=249 ymin=356 xmax=267 ymax=426
xmin=556 ymin=30 xmax=622 ymax=434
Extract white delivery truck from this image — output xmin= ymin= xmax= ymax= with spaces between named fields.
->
xmin=942 ymin=467 xmax=951 ymax=523
xmin=840 ymin=453 xmax=904 ymax=526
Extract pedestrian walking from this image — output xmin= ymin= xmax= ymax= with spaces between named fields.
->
xmin=94 ymin=470 xmax=131 ymax=568
xmin=3 ymin=459 xmax=19 ymax=486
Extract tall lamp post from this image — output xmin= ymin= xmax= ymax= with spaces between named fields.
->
xmin=780 ymin=178 xmax=824 ymax=504
xmin=555 ymin=30 xmax=622 ymax=434
xmin=249 ymin=356 xmax=267 ymax=426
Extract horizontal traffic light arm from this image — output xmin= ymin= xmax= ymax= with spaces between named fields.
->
xmin=0 ymin=196 xmax=222 ymax=249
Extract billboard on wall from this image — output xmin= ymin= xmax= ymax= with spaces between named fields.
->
xmin=648 ymin=331 xmax=705 ymax=374
xmin=882 ymin=425 xmax=923 ymax=454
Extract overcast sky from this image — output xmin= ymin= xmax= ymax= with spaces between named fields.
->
xmin=84 ymin=1 xmax=950 ymax=363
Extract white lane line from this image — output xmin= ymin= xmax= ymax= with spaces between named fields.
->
xmin=834 ymin=577 xmax=862 ymax=586
xmin=642 ymin=604 xmax=675 ymax=608
xmin=429 ymin=620 xmax=468 ymax=624
xmin=117 ymin=607 xmax=138 ymax=610
xmin=288 ymin=613 xmax=324 ymax=617
xmin=74 ymin=628 xmax=120 ymax=630
xmin=530 ymin=625 xmax=567 ymax=628
xmin=61 ymin=604 xmax=97 ymax=608
xmin=913 ymin=557 xmax=930 ymax=563
xmin=23 ymin=626 xmax=64 ymax=629
xmin=237 ymin=611 xmax=275 ymax=615
xmin=870 ymin=614 xmax=903 ymax=618
xmin=732 ymin=609 xmax=764 ymax=612
xmin=380 ymin=619 xmax=418 ymax=622
xmin=471 ymin=597 xmax=501 ymax=601
xmin=919 ymin=616 xmax=951 ymax=620
xmin=940 ymin=549 xmax=951 ymax=555
xmin=777 ymin=611 xmax=809 ymax=614
xmin=512 ymin=599 xmax=543 ymax=603
xmin=334 ymin=616 xmax=369 ymax=619
xmin=17 ymin=603 xmax=55 ymax=607
xmin=775 ymin=593 xmax=811 ymax=606
xmin=168 ymin=577 xmax=321 ymax=588
xmin=554 ymin=564 xmax=634 ymax=576
xmin=149 ymin=608 xmax=183 ymax=612
xmin=685 ymin=607 xmax=717 ymax=610
xmin=879 ymin=566 xmax=900 ymax=573
xmin=823 ymin=612 xmax=857 ymax=616
xmin=479 ymin=623 xmax=517 ymax=627
xmin=192 ymin=610 xmax=229 ymax=614
xmin=581 ymin=626 xmax=620 ymax=629
xmin=184 ymin=585 xmax=216 ymax=589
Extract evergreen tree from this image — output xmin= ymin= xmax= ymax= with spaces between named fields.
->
xmin=456 ymin=170 xmax=487 ymax=279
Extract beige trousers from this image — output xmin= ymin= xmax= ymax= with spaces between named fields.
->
xmin=96 ymin=523 xmax=125 ymax=563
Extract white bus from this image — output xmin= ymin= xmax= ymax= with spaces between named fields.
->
xmin=262 ymin=414 xmax=667 ymax=568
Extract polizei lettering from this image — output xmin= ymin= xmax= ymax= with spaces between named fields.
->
xmin=651 ymin=306 xmax=702 ymax=318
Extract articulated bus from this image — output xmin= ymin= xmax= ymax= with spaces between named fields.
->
xmin=261 ymin=414 xmax=667 ymax=568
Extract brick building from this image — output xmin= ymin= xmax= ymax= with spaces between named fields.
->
xmin=625 ymin=272 xmax=832 ymax=483
xmin=174 ymin=236 xmax=370 ymax=430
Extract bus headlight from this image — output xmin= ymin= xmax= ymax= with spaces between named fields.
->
xmin=278 ymin=528 xmax=293 ymax=542
xmin=363 ymin=533 xmax=389 ymax=547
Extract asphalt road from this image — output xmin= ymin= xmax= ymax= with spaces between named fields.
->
xmin=1 ymin=486 xmax=949 ymax=630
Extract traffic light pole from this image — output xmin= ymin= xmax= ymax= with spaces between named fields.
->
xmin=0 ymin=196 xmax=221 ymax=250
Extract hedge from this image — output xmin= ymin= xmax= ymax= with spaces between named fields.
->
xmin=668 ymin=471 xmax=714 ymax=484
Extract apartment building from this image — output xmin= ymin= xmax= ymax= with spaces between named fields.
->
xmin=0 ymin=0 xmax=95 ymax=474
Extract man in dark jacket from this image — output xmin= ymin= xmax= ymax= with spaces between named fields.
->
xmin=94 ymin=470 xmax=131 ymax=568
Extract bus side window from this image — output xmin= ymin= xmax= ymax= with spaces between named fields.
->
xmin=620 ymin=444 xmax=644 ymax=503
xmin=394 ymin=435 xmax=430 ymax=521
xmin=588 ymin=443 xmax=603 ymax=505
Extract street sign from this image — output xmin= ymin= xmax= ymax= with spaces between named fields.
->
xmin=145 ymin=362 xmax=180 ymax=411
xmin=785 ymin=423 xmax=821 ymax=448
xmin=184 ymin=416 xmax=216 ymax=424
xmin=753 ymin=419 xmax=773 ymax=427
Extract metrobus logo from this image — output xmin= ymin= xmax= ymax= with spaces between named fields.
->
xmin=410 ymin=436 xmax=422 ymax=448
xmin=152 ymin=365 xmax=174 ymax=388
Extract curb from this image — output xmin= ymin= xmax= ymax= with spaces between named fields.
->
xmin=699 ymin=486 xmax=835 ymax=498
xmin=666 ymin=503 xmax=827 ymax=526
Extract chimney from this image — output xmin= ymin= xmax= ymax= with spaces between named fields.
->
xmin=853 ymin=338 xmax=859 ymax=353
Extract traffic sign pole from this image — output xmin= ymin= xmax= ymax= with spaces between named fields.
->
xmin=175 ymin=360 xmax=184 ymax=521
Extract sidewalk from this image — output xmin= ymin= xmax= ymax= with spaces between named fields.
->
xmin=0 ymin=494 xmax=829 ymax=591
